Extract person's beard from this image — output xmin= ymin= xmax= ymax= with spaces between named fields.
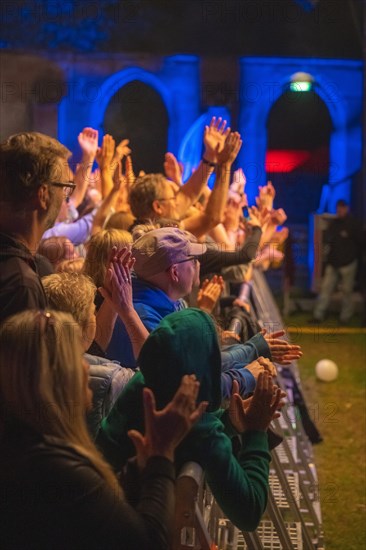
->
xmin=44 ymin=188 xmax=63 ymax=230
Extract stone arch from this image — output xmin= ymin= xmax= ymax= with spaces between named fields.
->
xmin=238 ymin=57 xmax=362 ymax=212
xmin=89 ymin=67 xmax=172 ymax=136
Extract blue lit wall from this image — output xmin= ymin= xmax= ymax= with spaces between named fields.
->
xmin=58 ymin=55 xmax=201 ymax=160
xmin=238 ymin=57 xmax=363 ymax=213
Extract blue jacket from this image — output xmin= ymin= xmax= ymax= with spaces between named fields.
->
xmin=106 ymin=277 xmax=271 ymax=397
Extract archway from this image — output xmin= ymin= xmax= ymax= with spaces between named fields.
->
xmin=266 ymin=87 xmax=332 ymax=223
xmin=103 ymin=80 xmax=169 ymax=174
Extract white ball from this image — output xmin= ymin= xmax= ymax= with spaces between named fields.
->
xmin=315 ymin=359 xmax=338 ymax=382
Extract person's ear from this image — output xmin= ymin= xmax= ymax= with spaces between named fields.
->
xmin=167 ymin=264 xmax=179 ymax=283
xmin=152 ymin=199 xmax=163 ymax=215
xmin=37 ymin=184 xmax=49 ymax=210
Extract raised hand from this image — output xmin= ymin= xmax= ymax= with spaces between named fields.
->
xmin=128 ymin=375 xmax=208 ymax=468
xmin=230 ymin=168 xmax=246 ymax=196
xmin=115 ymin=138 xmax=131 ymax=161
xmin=270 ymin=208 xmax=287 ymax=226
xmin=125 ymin=155 xmax=136 ymax=187
xmin=197 ymin=275 xmax=225 ymax=314
xmin=95 ymin=134 xmax=115 ymax=171
xmin=216 ymin=131 xmax=242 ymax=166
xmin=203 ymin=116 xmax=231 ymax=163
xmin=98 ymin=247 xmax=135 ymax=311
xmin=228 ymin=373 xmax=283 ymax=433
xmin=256 ymin=180 xmax=276 ymax=211
xmin=78 ymin=127 xmax=99 ymax=160
xmin=261 ymin=328 xmax=302 ymax=365
xmin=164 ymin=152 xmax=183 ymax=186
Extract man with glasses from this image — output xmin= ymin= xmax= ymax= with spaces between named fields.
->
xmin=0 ymin=131 xmax=71 ymax=322
xmin=106 ymin=227 xmax=274 ymax=402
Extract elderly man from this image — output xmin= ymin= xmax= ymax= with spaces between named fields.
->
xmin=106 ymin=227 xmax=284 ymax=398
xmin=0 ymin=132 xmax=72 ymax=322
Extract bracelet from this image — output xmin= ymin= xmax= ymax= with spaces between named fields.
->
xmin=202 ymin=157 xmax=217 ymax=167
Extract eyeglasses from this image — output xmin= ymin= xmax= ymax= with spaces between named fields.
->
xmin=49 ymin=181 xmax=76 ymax=199
xmin=156 ymin=196 xmax=177 ymax=202
xmin=174 ymin=256 xmax=199 ymax=266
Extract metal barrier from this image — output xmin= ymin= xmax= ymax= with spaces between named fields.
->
xmin=174 ymin=269 xmax=325 ymax=550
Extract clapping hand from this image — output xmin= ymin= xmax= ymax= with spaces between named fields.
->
xmin=261 ymin=328 xmax=302 ymax=365
xmin=216 ymin=131 xmax=242 ymax=166
xmin=197 ymin=275 xmax=225 ymax=314
xmin=78 ymin=127 xmax=99 ymax=160
xmin=164 ymin=152 xmax=183 ymax=186
xmin=128 ymin=375 xmax=208 ymax=469
xmin=95 ymin=134 xmax=115 ymax=171
xmin=98 ymin=247 xmax=135 ymax=311
xmin=228 ymin=374 xmax=283 ymax=433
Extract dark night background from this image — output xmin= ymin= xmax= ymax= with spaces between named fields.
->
xmin=0 ymin=1 xmax=363 ymax=58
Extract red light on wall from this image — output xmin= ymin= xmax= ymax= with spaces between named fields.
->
xmin=266 ymin=150 xmax=310 ymax=173
xmin=266 ymin=148 xmax=329 ymax=174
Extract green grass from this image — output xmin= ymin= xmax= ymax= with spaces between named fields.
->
xmin=283 ymin=316 xmax=366 ymax=549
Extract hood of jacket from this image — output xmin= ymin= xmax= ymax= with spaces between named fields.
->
xmin=138 ymin=308 xmax=222 ymax=412
xmin=0 ymin=233 xmax=36 ymax=267
xmin=132 ymin=276 xmax=181 ymax=316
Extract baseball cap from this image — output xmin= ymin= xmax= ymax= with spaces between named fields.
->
xmin=132 ymin=227 xmax=207 ymax=278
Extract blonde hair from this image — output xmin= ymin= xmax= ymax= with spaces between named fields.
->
xmin=42 ymin=272 xmax=96 ymax=330
xmin=83 ymin=229 xmax=132 ymax=288
xmin=56 ymin=258 xmax=85 ymax=274
xmin=0 ymin=310 xmax=120 ymax=494
xmin=105 ymin=211 xmax=135 ymax=231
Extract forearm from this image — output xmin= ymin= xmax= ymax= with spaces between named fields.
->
xmin=221 ymin=367 xmax=256 ymax=400
xmin=101 ymin=166 xmax=114 ymax=199
xmin=199 ymin=227 xmax=262 ymax=277
xmin=72 ymin=154 xmax=94 ymax=207
xmin=176 ymin=161 xmax=214 ymax=216
xmin=208 ymin=224 xmax=234 ymax=249
xmin=260 ymin=221 xmax=277 ymax=248
xmin=91 ymin=187 xmax=119 ymax=235
xmin=135 ymin=456 xmax=176 ymax=550
xmin=204 ymin=431 xmax=270 ymax=532
xmin=220 ymin=334 xmax=270 ymax=370
xmin=95 ymin=299 xmax=118 ymax=351
xmin=204 ymin=162 xmax=232 ymax=226
xmin=116 ymin=308 xmax=149 ymax=360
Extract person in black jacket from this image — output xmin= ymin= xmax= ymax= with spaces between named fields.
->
xmin=0 ymin=309 xmax=206 ymax=550
xmin=312 ymin=199 xmax=363 ymax=323
xmin=0 ymin=132 xmax=72 ymax=323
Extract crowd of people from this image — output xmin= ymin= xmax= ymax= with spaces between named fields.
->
xmin=0 ymin=120 xmax=310 ymax=548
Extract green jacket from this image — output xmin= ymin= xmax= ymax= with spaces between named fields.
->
xmin=97 ymin=308 xmax=271 ymax=532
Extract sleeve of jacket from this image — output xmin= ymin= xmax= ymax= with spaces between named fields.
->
xmin=220 ymin=367 xmax=256 ymax=399
xmin=199 ymin=227 xmax=262 ymax=277
xmin=35 ymin=447 xmax=175 ymax=550
xmin=42 ymin=210 xmax=96 ymax=245
xmin=221 ymin=333 xmax=271 ymax=372
xmin=199 ymin=423 xmax=271 ymax=532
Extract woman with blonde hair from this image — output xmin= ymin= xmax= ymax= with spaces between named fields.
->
xmin=0 ymin=309 xmax=206 ymax=550
xmin=83 ymin=228 xmax=132 ymax=288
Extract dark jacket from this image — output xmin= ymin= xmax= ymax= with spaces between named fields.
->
xmin=198 ymin=226 xmax=262 ymax=277
xmin=97 ymin=309 xmax=271 ymax=532
xmin=325 ymin=214 xmax=363 ymax=267
xmin=0 ymin=233 xmax=47 ymax=323
xmin=0 ymin=421 xmax=175 ymax=550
